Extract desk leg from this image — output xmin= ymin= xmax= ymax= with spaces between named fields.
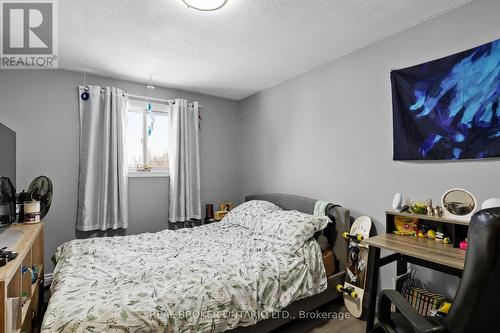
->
xmin=397 ymin=256 xmax=407 ymax=275
xmin=366 ymin=246 xmax=380 ymax=333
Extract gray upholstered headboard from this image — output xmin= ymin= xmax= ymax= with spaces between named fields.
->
xmin=245 ymin=193 xmax=350 ymax=272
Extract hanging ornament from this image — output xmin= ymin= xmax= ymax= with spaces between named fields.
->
xmin=147 ymin=121 xmax=154 ymax=136
xmin=81 ymin=86 xmax=89 ymax=100
xmin=145 ymin=76 xmax=156 ymax=136
xmin=81 ymin=73 xmax=89 ymax=100
xmin=146 ymin=101 xmax=155 ymax=136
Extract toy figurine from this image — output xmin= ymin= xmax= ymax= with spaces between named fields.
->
xmin=427 ymin=229 xmax=436 ymax=239
xmin=435 ymin=225 xmax=444 ymax=241
xmin=434 ymin=205 xmax=443 ymax=218
xmin=410 ymin=201 xmax=427 ymax=214
xmin=426 ymin=199 xmax=434 ymax=216
xmin=401 ymin=199 xmax=411 ymax=213
xmin=417 ymin=224 xmax=429 ymax=238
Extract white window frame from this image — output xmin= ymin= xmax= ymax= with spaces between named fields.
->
xmin=127 ymin=100 xmax=170 ymax=178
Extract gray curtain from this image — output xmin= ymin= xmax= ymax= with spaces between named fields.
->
xmin=77 ymin=85 xmax=129 ymax=231
xmin=168 ymin=99 xmax=201 ymax=223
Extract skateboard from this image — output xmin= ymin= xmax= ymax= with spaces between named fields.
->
xmin=336 ymin=216 xmax=372 ymax=318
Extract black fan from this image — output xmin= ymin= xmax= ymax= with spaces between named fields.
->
xmin=27 ymin=176 xmax=53 ymax=219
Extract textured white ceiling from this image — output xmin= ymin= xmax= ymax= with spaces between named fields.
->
xmin=60 ymin=0 xmax=470 ymax=100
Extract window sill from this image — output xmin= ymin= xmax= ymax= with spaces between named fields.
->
xmin=128 ymin=172 xmax=170 ymax=178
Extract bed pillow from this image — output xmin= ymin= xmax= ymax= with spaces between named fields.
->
xmin=251 ymin=210 xmax=331 ymax=253
xmin=220 ymin=200 xmax=282 ymax=229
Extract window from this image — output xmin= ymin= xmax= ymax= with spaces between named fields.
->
xmin=127 ymin=100 xmax=170 ymax=176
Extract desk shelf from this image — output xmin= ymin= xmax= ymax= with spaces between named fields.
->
xmin=385 ymin=210 xmax=469 ymax=225
xmin=386 ymin=210 xmax=469 ymax=248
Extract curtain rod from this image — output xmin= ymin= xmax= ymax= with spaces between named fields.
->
xmin=126 ymin=93 xmax=175 ymax=105
xmin=80 ymin=85 xmax=174 ymax=104
xmin=127 ymin=94 xmax=202 ymax=108
xmin=81 ymin=85 xmax=201 ymax=108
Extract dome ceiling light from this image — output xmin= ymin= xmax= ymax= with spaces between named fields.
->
xmin=182 ymin=0 xmax=228 ymax=12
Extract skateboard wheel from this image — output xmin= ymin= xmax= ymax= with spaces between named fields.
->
xmin=356 ymin=234 xmax=364 ymax=241
xmin=336 ymin=284 xmax=343 ymax=293
xmin=350 ymin=291 xmax=358 ymax=299
xmin=342 ymin=232 xmax=350 ymax=240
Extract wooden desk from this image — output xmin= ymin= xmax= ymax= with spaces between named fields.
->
xmin=364 ymin=234 xmax=466 ymax=333
xmin=365 ymin=234 xmax=465 ymax=270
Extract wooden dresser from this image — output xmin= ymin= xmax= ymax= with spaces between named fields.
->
xmin=0 ymin=223 xmax=44 ymax=333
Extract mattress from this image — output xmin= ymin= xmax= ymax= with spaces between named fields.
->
xmin=41 ymin=222 xmax=328 ymax=333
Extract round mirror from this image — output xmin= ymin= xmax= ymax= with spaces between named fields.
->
xmin=441 ymin=188 xmax=477 ymax=222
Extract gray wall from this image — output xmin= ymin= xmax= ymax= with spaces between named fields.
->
xmin=236 ymin=0 xmax=500 ymax=296
xmin=1 ymin=0 xmax=499 ymax=295
xmin=0 ymin=69 xmax=239 ymax=272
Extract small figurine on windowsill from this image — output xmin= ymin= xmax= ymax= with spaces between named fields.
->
xmin=136 ymin=164 xmax=152 ymax=172
xmin=204 ymin=204 xmax=216 ymax=223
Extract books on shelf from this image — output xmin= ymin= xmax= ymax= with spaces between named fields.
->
xmin=404 ymin=287 xmax=446 ymax=316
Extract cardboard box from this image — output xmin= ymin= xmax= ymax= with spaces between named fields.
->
xmin=322 ymin=249 xmax=336 ymax=276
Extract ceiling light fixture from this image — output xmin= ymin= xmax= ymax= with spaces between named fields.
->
xmin=146 ymin=75 xmax=155 ymax=90
xmin=182 ymin=0 xmax=228 ymax=12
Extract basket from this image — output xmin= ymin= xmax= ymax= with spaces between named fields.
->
xmin=396 ymin=268 xmax=446 ymax=316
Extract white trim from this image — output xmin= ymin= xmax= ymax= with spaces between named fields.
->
xmin=128 ymin=171 xmax=169 ymax=178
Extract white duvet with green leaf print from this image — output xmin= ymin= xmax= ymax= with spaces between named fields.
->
xmin=42 ymin=222 xmax=327 ymax=333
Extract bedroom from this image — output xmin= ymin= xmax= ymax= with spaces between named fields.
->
xmin=0 ymin=0 xmax=499 ymax=332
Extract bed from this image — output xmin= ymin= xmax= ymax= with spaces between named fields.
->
xmin=41 ymin=193 xmax=349 ymax=333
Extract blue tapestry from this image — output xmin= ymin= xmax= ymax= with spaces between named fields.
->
xmin=391 ymin=39 xmax=500 ymax=160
